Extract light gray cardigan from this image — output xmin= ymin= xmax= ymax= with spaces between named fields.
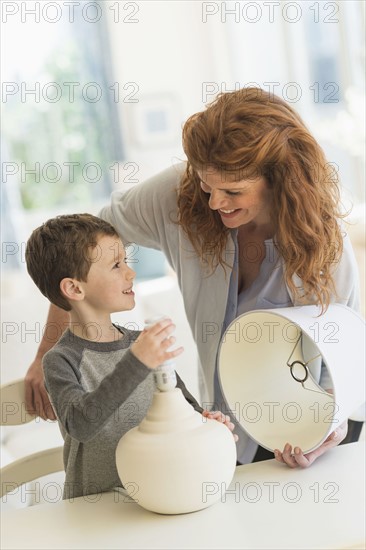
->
xmin=99 ymin=162 xmax=360 ymax=405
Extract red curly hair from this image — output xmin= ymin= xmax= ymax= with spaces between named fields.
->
xmin=178 ymin=87 xmax=345 ymax=309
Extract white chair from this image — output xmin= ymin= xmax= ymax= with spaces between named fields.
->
xmin=0 ymin=378 xmax=64 ymax=499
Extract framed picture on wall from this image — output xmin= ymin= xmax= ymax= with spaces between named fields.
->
xmin=127 ymin=93 xmax=182 ymax=147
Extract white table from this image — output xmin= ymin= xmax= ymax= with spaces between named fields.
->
xmin=1 ymin=442 xmax=365 ymax=550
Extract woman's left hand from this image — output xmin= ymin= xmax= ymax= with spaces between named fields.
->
xmin=273 ymin=420 xmax=348 ymax=468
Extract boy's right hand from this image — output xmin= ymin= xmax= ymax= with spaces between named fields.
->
xmin=131 ymin=318 xmax=183 ymax=369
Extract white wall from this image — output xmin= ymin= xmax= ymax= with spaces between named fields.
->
xmin=105 ymin=0 xmax=232 ymax=181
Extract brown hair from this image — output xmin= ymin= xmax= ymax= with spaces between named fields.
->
xmin=25 ymin=214 xmax=119 ymax=311
xmin=178 ymin=87 xmax=344 ymax=310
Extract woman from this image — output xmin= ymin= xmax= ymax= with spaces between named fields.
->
xmin=25 ymin=87 xmax=360 ymax=468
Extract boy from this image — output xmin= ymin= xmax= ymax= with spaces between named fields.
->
xmin=25 ymin=214 xmax=235 ymax=500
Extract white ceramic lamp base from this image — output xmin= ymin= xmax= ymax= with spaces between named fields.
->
xmin=116 ymin=388 xmax=237 ymax=515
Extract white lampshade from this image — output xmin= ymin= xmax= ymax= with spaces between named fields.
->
xmin=218 ymin=304 xmax=365 ymax=454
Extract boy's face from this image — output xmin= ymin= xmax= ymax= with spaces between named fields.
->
xmin=81 ymin=235 xmax=136 ymax=314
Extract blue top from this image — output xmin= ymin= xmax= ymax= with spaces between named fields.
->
xmin=214 ymin=236 xmax=330 ymax=463
xmin=237 ymin=240 xmax=292 ymax=315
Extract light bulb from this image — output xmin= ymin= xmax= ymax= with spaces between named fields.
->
xmin=144 ymin=316 xmax=177 ymax=392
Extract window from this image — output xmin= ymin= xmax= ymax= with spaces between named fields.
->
xmin=2 ymin=1 xmax=122 ymax=211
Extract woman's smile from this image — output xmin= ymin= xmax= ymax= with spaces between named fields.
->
xmin=198 ymin=169 xmax=272 ymax=229
xmin=218 ymin=208 xmax=242 ymax=218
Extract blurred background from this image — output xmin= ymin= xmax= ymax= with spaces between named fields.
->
xmin=1 ymin=0 xmax=365 ymax=396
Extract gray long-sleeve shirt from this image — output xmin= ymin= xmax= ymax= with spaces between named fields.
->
xmin=43 ymin=326 xmax=203 ymax=499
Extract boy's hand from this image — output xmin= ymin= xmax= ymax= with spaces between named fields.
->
xmin=131 ymin=318 xmax=184 ymax=369
xmin=202 ymin=410 xmax=239 ymax=442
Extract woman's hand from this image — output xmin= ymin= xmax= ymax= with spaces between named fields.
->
xmin=202 ymin=410 xmax=239 ymax=442
xmin=273 ymin=420 xmax=348 ymax=468
xmin=25 ymin=359 xmax=56 ymax=420
xmin=23 ymin=303 xmax=68 ymax=420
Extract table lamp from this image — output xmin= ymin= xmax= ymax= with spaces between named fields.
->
xmin=116 ymin=319 xmax=237 ymax=515
xmin=218 ymin=304 xmax=365 ymax=454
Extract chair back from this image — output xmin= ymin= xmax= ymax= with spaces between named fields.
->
xmin=1 ymin=378 xmax=64 ymax=499
xmin=1 ymin=378 xmax=36 ymax=426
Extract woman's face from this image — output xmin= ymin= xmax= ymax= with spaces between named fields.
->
xmin=197 ymin=168 xmax=273 ymax=230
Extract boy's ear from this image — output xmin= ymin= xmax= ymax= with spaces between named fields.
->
xmin=60 ymin=278 xmax=85 ymax=303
